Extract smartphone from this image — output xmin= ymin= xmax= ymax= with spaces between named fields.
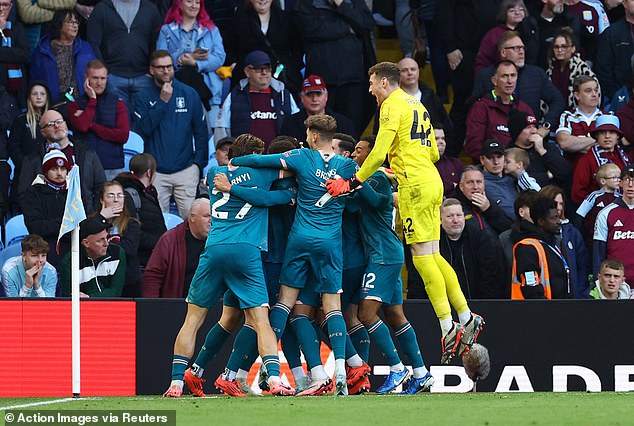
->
xmin=197 ymin=47 xmax=210 ymax=53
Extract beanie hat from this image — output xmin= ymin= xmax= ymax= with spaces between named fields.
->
xmin=42 ymin=149 xmax=69 ymax=175
xmin=508 ymin=109 xmax=537 ymax=144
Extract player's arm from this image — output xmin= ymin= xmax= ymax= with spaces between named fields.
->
xmin=231 ymin=153 xmax=287 ymax=169
xmin=357 ymin=174 xmax=392 ymax=209
xmin=213 ymin=172 xmax=295 ymax=207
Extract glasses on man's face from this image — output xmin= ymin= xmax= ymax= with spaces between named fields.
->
xmin=503 ymin=45 xmax=525 ymax=52
xmin=622 ymin=176 xmax=634 ymax=185
xmin=42 ymin=118 xmax=65 ymax=129
xmin=152 ymin=64 xmax=173 ymax=71
xmin=105 ymin=193 xmax=125 ymax=200
xmin=247 ymin=65 xmax=272 ymax=74
xmin=0 ymin=2 xmax=12 ymax=10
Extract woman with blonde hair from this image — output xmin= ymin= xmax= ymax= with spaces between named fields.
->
xmin=97 ymin=180 xmax=141 ymax=297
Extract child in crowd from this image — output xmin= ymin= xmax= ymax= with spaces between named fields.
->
xmin=504 ymin=147 xmax=541 ymax=191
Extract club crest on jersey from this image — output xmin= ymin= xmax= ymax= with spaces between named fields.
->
xmin=176 ymin=97 xmax=185 ymax=109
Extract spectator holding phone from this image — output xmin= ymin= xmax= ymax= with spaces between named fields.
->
xmin=157 ymin=0 xmax=226 ymax=128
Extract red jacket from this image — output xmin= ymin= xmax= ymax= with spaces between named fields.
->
xmin=465 ymin=93 xmax=534 ymax=162
xmin=141 ymin=222 xmax=188 ymax=298
xmin=571 ymin=144 xmax=629 ymax=204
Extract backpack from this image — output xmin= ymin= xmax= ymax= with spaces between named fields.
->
xmin=124 ymin=187 xmax=141 ymax=220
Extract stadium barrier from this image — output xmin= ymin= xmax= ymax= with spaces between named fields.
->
xmin=1 ymin=299 xmax=633 ymax=396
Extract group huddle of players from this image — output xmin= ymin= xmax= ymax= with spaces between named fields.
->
xmin=162 ymin=62 xmax=486 ymax=398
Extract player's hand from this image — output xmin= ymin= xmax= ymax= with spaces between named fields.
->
xmin=326 ymin=175 xmax=363 ymax=196
xmin=471 ymin=192 xmax=491 ymax=212
xmin=160 ymin=81 xmax=173 ymax=103
xmin=213 ymin=173 xmax=231 ymax=192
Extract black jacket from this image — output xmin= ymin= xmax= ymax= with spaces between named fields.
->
xmin=294 ymin=0 xmax=374 ymax=86
xmin=596 ymin=18 xmax=634 ymax=99
xmin=281 ymin=108 xmax=358 ymax=142
xmin=511 ymin=219 xmax=572 ymax=299
xmin=508 ymin=142 xmax=572 ymax=191
xmin=20 ymin=176 xmax=69 ymax=268
xmin=115 ymin=173 xmax=166 ymax=266
xmin=436 ymin=0 xmax=501 ymax=54
xmin=454 ymin=186 xmax=513 ymax=237
xmin=440 ymin=220 xmax=504 ymax=299
xmin=18 ymin=138 xmax=106 ymax=214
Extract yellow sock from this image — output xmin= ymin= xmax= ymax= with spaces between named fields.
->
xmin=433 ymin=252 xmax=469 ymax=315
xmin=412 ymin=254 xmax=451 ymax=321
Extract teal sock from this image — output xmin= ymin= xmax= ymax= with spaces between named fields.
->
xmin=281 ymin=328 xmax=302 ymax=369
xmin=269 ymin=303 xmax=291 ymax=339
xmin=344 ymin=333 xmax=359 ymax=360
xmin=226 ymin=325 xmax=257 ymax=373
xmin=262 ymin=355 xmax=281 ymax=378
xmin=193 ymin=323 xmax=231 ymax=370
xmin=394 ymin=322 xmax=424 ymax=369
xmin=290 ymin=315 xmax=323 ymax=369
xmin=324 ymin=310 xmax=346 ymax=360
xmin=348 ymin=323 xmax=370 ymax=363
xmin=318 ymin=319 xmax=331 ymax=348
xmin=368 ymin=319 xmax=400 ymax=366
xmin=171 ymin=355 xmax=190 ymax=381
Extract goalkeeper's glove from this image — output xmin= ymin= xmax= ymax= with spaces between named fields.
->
xmin=326 ymin=174 xmax=363 ymax=196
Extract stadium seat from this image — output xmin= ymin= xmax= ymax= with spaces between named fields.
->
xmin=0 ymin=242 xmax=22 ymax=270
xmin=163 ymin=212 xmax=184 ymax=230
xmin=123 ymin=131 xmax=144 ymax=171
xmin=4 ymin=215 xmax=28 ymax=247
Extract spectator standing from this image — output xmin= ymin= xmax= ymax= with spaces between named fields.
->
xmin=564 ymin=0 xmax=610 ymax=65
xmin=572 ymin=114 xmax=629 ymax=204
xmin=465 ymin=60 xmax=534 ymax=163
xmin=134 ymin=50 xmax=208 ymax=218
xmin=434 ymin=125 xmax=463 ymax=198
xmin=215 ymin=50 xmax=298 ymax=150
xmin=68 ymin=60 xmax=130 ymax=180
xmin=511 ymin=195 xmax=573 ymax=299
xmin=293 ymin=0 xmax=375 ymax=134
xmin=142 ymin=198 xmax=210 ymax=297
xmin=534 ymin=0 xmax=581 ymax=69
xmin=157 ymin=0 xmax=226 ymax=128
xmin=15 ymin=0 xmax=77 ymax=53
xmin=61 ymin=216 xmax=126 ymax=297
xmin=280 ymin=75 xmax=356 ymax=142
xmin=1 ymin=234 xmax=57 ymax=297
xmin=545 ymin=26 xmax=600 ymax=111
xmin=115 ymin=153 xmax=167 ymax=267
xmin=87 ymin=0 xmax=162 ymax=113
xmin=0 ymin=0 xmax=29 ymax=117
xmin=29 ymin=9 xmax=95 ymax=106
xmin=593 ymin=164 xmax=634 ymax=285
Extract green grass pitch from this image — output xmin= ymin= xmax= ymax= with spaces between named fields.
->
xmin=1 ymin=393 xmax=631 ymax=425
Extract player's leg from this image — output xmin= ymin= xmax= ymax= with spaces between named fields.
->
xmin=344 ymin=304 xmax=370 ymax=363
xmin=245 ymin=306 xmax=294 ymax=395
xmin=291 ymin=301 xmax=330 ymax=382
xmin=164 ymin=303 xmax=208 ymax=397
xmin=321 ymin=292 xmax=348 ymax=395
xmin=280 ymin=328 xmax=310 ymax=392
xmin=383 ymin=304 xmax=434 ymax=394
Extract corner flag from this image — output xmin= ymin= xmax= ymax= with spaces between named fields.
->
xmin=57 ymin=164 xmax=86 ymax=253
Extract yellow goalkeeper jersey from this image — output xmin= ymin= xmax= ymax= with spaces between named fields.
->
xmin=356 ymin=88 xmax=441 ymax=186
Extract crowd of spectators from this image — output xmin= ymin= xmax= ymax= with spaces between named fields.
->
xmin=1 ymin=0 xmax=633 ymax=300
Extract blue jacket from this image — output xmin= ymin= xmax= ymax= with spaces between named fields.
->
xmin=157 ymin=22 xmax=226 ymax=106
xmin=30 ymin=35 xmax=96 ymax=104
xmin=560 ymin=221 xmax=590 ymax=299
xmin=133 ymin=79 xmax=208 ymax=174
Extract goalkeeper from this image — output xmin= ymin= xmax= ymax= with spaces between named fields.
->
xmin=326 ymin=62 xmax=484 ymax=364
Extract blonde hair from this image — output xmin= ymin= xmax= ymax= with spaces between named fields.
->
xmin=26 ymin=84 xmax=49 ymax=140
xmin=505 ymin=147 xmax=530 ymax=168
xmin=595 ymin=163 xmax=621 ymax=184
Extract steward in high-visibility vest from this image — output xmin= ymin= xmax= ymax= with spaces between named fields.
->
xmin=510 ymin=197 xmax=572 ymax=299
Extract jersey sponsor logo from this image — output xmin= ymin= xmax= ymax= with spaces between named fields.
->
xmin=496 ymin=124 xmax=509 ymax=132
xmin=614 ymin=220 xmax=624 ymax=227
xmin=149 ymin=101 xmax=157 ymax=107
xmin=250 ymin=111 xmax=277 ymax=119
xmin=613 ymin=230 xmax=634 ymax=240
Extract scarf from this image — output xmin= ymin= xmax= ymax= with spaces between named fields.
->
xmin=590 ymin=143 xmax=630 ymax=168
xmin=0 ymin=21 xmax=24 ymax=93
xmin=44 ymin=176 xmax=67 ymax=191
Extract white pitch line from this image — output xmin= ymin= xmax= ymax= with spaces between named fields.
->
xmin=1 ymin=397 xmax=98 ymax=410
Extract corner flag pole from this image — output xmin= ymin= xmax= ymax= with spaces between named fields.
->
xmin=57 ymin=164 xmax=87 ymax=398
xmin=71 ymin=226 xmax=80 ymax=397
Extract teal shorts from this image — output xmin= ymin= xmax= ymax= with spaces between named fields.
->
xmin=187 ymin=243 xmax=268 ymax=310
xmin=280 ymin=235 xmax=343 ymax=295
xmin=359 ymin=263 xmax=403 ymax=306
